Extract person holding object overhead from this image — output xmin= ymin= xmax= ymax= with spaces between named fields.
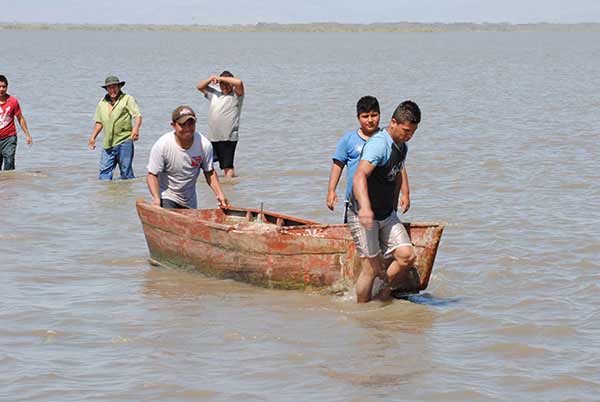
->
xmin=0 ymin=74 xmax=33 ymax=170
xmin=196 ymin=71 xmax=244 ymax=179
xmin=88 ymin=76 xmax=142 ymax=180
xmin=348 ymin=100 xmax=421 ymax=303
xmin=146 ymin=106 xmax=229 ymax=209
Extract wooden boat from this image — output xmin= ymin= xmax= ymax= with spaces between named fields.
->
xmin=136 ymin=199 xmax=445 ymax=294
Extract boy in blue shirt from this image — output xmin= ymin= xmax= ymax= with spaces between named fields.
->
xmin=327 ymin=96 xmax=410 ymax=223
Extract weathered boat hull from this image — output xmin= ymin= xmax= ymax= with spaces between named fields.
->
xmin=136 ymin=199 xmax=444 ymax=293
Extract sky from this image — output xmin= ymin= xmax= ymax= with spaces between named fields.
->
xmin=3 ymin=0 xmax=600 ymax=25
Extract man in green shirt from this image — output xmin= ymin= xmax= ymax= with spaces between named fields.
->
xmin=88 ymin=76 xmax=142 ymax=180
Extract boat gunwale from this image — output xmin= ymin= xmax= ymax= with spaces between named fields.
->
xmin=136 ymin=199 xmax=446 ymax=232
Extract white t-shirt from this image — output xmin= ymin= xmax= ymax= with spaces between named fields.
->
xmin=205 ymin=86 xmax=244 ymax=142
xmin=147 ymin=131 xmax=214 ymax=208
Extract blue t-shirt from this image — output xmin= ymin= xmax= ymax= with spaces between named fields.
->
xmin=349 ymin=129 xmax=408 ymax=220
xmin=332 ymin=129 xmax=368 ymax=201
xmin=360 ymin=129 xmax=406 ymax=169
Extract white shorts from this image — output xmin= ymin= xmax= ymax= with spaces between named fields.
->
xmin=347 ymin=209 xmax=412 ymax=258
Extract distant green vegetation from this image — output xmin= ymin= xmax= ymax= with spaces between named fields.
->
xmin=2 ymin=22 xmax=600 ymax=32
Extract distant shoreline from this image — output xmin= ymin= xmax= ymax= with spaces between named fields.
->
xmin=2 ymin=22 xmax=600 ymax=32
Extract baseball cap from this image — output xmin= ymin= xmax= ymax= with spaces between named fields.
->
xmin=172 ymin=106 xmax=196 ymax=124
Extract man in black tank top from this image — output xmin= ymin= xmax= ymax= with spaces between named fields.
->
xmin=348 ymin=101 xmax=421 ymax=303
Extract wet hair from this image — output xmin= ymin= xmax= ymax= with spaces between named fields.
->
xmin=356 ymin=96 xmax=380 ymax=116
xmin=220 ymin=70 xmax=234 ymax=78
xmin=392 ymin=100 xmax=421 ymax=124
xmin=0 ymin=75 xmax=7 ymax=85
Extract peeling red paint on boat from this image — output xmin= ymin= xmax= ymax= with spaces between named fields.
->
xmin=136 ymin=199 xmax=444 ymax=293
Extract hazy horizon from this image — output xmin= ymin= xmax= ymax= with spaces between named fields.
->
xmin=4 ymin=0 xmax=600 ymax=25
xmin=2 ymin=21 xmax=600 ymax=27
xmin=3 ymin=21 xmax=600 ymax=34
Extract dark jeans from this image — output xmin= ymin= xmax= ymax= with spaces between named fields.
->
xmin=0 ymin=135 xmax=18 ymax=170
xmin=160 ymin=198 xmax=188 ymax=209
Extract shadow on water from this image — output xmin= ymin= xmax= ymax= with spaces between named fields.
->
xmin=394 ymin=292 xmax=462 ymax=306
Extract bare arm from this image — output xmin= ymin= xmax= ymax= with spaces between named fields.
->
xmin=196 ymin=76 xmax=218 ymax=95
xmin=218 ymin=76 xmax=244 ymax=96
xmin=394 ymin=167 xmax=410 ymax=214
xmin=353 ymin=160 xmax=377 ymax=229
xmin=16 ymin=114 xmax=33 ymax=145
xmin=399 ymin=167 xmax=410 ymax=213
xmin=146 ymin=173 xmax=161 ymax=206
xmin=326 ymin=160 xmax=345 ymax=211
xmin=88 ymin=122 xmax=103 ymax=150
xmin=204 ymin=169 xmax=230 ymax=207
xmin=131 ymin=115 xmax=142 ymax=141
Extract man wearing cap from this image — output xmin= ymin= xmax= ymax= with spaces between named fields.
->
xmin=196 ymin=70 xmax=244 ymax=179
xmin=146 ymin=106 xmax=229 ymax=209
xmin=88 ymin=75 xmax=142 ymax=180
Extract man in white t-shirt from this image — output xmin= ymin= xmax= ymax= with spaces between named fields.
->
xmin=146 ymin=106 xmax=229 ymax=209
xmin=196 ymin=70 xmax=244 ymax=179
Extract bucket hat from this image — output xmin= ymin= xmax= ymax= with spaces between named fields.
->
xmin=101 ymin=76 xmax=126 ymax=88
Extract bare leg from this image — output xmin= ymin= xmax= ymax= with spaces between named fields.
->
xmin=386 ymin=245 xmax=416 ymax=289
xmin=356 ymin=256 xmax=384 ymax=303
xmin=224 ymin=167 xmax=236 ymax=179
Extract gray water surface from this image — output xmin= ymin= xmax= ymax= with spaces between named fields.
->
xmin=1 ymin=30 xmax=599 ymax=401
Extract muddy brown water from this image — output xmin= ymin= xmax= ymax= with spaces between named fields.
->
xmin=1 ymin=30 xmax=599 ymax=401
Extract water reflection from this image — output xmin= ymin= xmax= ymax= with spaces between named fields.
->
xmin=319 ymin=300 xmax=437 ymax=393
xmin=142 ymin=266 xmax=269 ymax=301
xmin=94 ymin=177 xmax=143 ymax=200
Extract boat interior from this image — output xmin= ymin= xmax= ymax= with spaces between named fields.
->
xmin=163 ymin=206 xmax=316 ymax=227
